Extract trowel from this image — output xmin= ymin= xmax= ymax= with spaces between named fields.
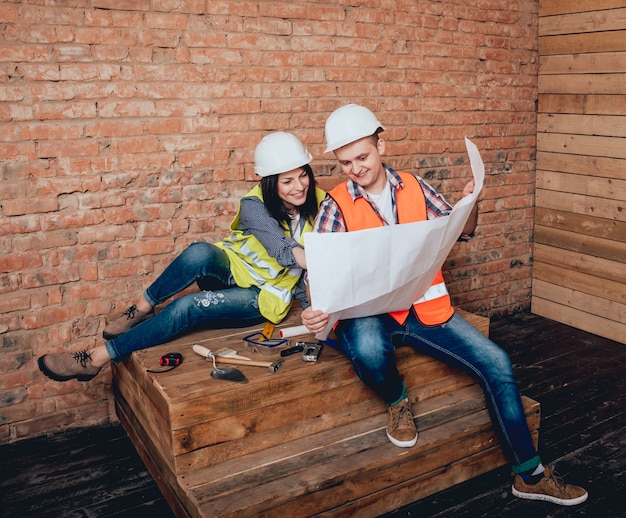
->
xmin=192 ymin=344 xmax=249 ymax=384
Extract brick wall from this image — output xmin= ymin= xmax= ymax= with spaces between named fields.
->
xmin=0 ymin=0 xmax=538 ymax=442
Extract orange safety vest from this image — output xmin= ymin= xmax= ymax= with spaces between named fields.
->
xmin=329 ymin=172 xmax=454 ymax=326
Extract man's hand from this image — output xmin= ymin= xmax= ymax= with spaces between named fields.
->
xmin=462 ymin=179 xmax=485 ymax=201
xmin=301 ymin=307 xmax=330 ymax=335
xmin=460 ymin=179 xmax=484 ymax=236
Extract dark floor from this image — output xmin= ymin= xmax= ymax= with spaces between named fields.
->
xmin=1 ymin=313 xmax=624 ymax=517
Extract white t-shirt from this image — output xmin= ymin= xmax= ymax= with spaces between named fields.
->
xmin=367 ymin=180 xmax=395 ymax=225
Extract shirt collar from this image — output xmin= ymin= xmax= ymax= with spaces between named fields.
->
xmin=345 ymin=164 xmax=404 ymax=201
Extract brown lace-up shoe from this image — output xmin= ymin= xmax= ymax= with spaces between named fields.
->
xmin=386 ymin=398 xmax=418 ymax=448
xmin=38 ymin=350 xmax=101 ymax=382
xmin=103 ymin=304 xmax=154 ymax=339
xmin=512 ymin=465 xmax=588 ymax=506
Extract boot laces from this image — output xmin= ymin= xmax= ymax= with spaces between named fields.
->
xmin=391 ymin=403 xmax=412 ymax=430
xmin=545 ymin=467 xmax=567 ymax=493
xmin=72 ymin=350 xmax=93 ymax=368
xmin=123 ymin=304 xmax=138 ymax=320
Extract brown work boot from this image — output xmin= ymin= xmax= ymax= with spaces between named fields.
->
xmin=38 ymin=350 xmax=102 ymax=382
xmin=512 ymin=465 xmax=588 ymax=506
xmin=103 ymin=304 xmax=154 ymax=339
xmin=386 ymin=398 xmax=418 ymax=448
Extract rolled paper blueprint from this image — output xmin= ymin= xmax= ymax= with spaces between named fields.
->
xmin=279 ymin=325 xmax=310 ymax=338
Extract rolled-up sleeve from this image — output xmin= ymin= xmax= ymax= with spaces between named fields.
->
xmin=238 ymin=196 xmax=301 ymax=268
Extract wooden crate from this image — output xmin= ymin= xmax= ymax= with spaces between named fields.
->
xmin=113 ymin=309 xmax=539 ymax=517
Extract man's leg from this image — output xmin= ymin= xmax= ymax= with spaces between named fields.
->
xmin=335 ymin=314 xmax=417 ymax=447
xmin=401 ymin=311 xmax=587 ymax=505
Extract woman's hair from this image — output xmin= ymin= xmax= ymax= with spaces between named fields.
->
xmin=260 ymin=164 xmax=318 ymax=225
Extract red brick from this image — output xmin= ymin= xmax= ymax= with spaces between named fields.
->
xmin=0 ymin=0 xmax=541 ymax=441
xmin=98 ymin=257 xmax=156 ymax=280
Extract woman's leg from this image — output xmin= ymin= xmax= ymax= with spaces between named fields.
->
xmin=105 ymin=285 xmax=265 ymax=362
xmin=143 ymin=242 xmax=232 ymax=306
xmin=104 ymin=242 xmax=232 ymax=338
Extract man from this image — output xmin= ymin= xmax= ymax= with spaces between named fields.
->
xmin=302 ymin=103 xmax=587 ymax=506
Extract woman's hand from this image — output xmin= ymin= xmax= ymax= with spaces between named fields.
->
xmin=292 ymin=246 xmax=307 ymax=269
xmin=301 ymin=307 xmax=330 ymax=335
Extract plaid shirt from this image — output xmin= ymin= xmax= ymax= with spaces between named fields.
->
xmin=313 ymin=165 xmax=457 ymax=233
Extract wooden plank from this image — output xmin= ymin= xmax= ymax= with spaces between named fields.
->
xmin=111 ymin=362 xmax=175 ymax=473
xmin=536 ymin=188 xmax=626 ymax=222
xmin=539 ymin=54 xmax=626 ymax=75
xmin=173 ymin=361 xmax=476 ymax=473
xmin=180 ymin=385 xmax=489 ymax=491
xmin=531 ymin=297 xmax=626 ymax=344
xmin=535 ymin=225 xmax=625 ymax=264
xmin=537 ymin=150 xmax=625 ymax=178
xmin=540 ymin=0 xmax=626 ymax=17
xmin=536 ymin=170 xmax=626 ymax=203
xmin=535 ymin=206 xmax=626 ymax=243
xmin=115 ymin=399 xmax=191 ymax=518
xmin=533 ymin=243 xmax=626 ymax=284
xmin=539 ymin=73 xmax=626 ymax=94
xmin=533 ymin=260 xmax=626 ymax=304
xmin=189 ymin=399 xmax=539 ymax=517
xmin=537 ymin=133 xmax=626 ymax=159
xmin=539 ymin=7 xmax=626 ymax=36
xmin=538 ymin=93 xmax=626 ymax=114
xmin=539 ymin=31 xmax=626 ymax=55
xmin=538 ymin=113 xmax=626 ymax=138
xmin=533 ymin=278 xmax=626 ymax=323
xmin=316 ymin=437 xmax=538 ymax=518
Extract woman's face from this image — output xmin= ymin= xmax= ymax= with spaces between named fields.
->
xmin=276 ymin=168 xmax=310 ymax=211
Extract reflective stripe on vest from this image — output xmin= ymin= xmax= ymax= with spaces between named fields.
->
xmin=329 ymin=172 xmax=454 ymax=326
xmin=216 ymin=185 xmax=326 ymax=324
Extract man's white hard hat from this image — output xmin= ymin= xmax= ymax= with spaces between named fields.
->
xmin=254 ymin=132 xmax=313 ymax=177
xmin=324 ymin=104 xmax=385 ymax=153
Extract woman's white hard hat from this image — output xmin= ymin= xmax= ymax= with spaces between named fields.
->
xmin=324 ymin=104 xmax=385 ymax=153
xmin=254 ymin=132 xmax=313 ymax=177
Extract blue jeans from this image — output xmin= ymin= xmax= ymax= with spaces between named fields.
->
xmin=105 ymin=242 xmax=265 ymax=362
xmin=334 ymin=311 xmax=541 ymax=473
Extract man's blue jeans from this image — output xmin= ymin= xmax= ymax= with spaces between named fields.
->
xmin=105 ymin=242 xmax=265 ymax=362
xmin=334 ymin=310 xmax=541 ymax=473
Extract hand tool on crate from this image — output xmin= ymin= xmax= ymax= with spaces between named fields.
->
xmin=192 ymin=345 xmax=284 ymax=373
xmin=191 ymin=344 xmax=248 ymax=383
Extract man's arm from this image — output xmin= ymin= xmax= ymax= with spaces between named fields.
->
xmin=460 ymin=179 xmax=483 ymax=236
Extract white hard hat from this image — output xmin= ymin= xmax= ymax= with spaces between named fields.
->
xmin=324 ymin=104 xmax=385 ymax=153
xmin=254 ymin=132 xmax=313 ymax=177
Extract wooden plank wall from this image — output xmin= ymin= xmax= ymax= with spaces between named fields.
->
xmin=534 ymin=0 xmax=626 ymax=344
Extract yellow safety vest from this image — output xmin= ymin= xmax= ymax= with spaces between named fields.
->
xmin=216 ymin=185 xmax=326 ymax=324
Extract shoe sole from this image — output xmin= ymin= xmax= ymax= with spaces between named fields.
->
xmin=386 ymin=430 xmax=418 ymax=448
xmin=512 ymin=486 xmax=588 ymax=506
xmin=37 ymin=356 xmax=98 ymax=383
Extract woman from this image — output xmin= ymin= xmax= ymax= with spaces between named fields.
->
xmin=38 ymin=132 xmax=325 ymax=382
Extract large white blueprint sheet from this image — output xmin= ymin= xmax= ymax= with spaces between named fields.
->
xmin=305 ymin=137 xmax=485 ymax=339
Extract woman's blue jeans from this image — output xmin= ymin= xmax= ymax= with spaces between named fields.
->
xmin=334 ymin=311 xmax=541 ymax=473
xmin=105 ymin=242 xmax=265 ymax=362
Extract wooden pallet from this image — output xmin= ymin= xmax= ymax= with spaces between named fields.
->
xmin=112 ymin=309 xmax=539 ymax=517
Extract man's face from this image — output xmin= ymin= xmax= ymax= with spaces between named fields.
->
xmin=334 ymin=136 xmax=387 ymax=194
